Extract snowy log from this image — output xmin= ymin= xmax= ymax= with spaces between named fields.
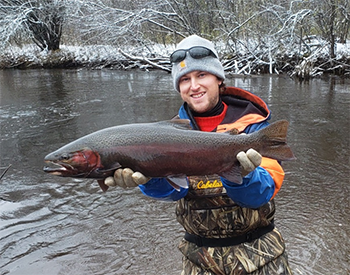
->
xmin=118 ymin=49 xmax=171 ymax=72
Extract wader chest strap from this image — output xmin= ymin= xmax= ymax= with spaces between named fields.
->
xmin=184 ymin=222 xmax=275 ymax=247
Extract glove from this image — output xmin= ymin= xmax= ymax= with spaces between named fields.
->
xmin=236 ymin=148 xmax=262 ymax=177
xmin=104 ymin=168 xmax=149 ymax=188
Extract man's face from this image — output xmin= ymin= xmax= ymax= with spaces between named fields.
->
xmin=179 ymin=71 xmax=222 ymax=113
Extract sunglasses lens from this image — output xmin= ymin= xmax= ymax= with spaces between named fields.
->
xmin=189 ymin=47 xmax=213 ymax=59
xmin=170 ymin=47 xmax=216 ymax=63
xmin=170 ymin=50 xmax=186 ymax=63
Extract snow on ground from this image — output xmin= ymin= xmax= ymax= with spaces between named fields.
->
xmin=336 ymin=41 xmax=350 ymax=57
xmin=0 ymin=39 xmax=349 ymax=70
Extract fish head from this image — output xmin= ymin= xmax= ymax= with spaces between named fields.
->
xmin=43 ymin=147 xmax=101 ymax=177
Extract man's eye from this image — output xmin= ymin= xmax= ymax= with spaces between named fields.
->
xmin=179 ymin=79 xmax=188 ymax=84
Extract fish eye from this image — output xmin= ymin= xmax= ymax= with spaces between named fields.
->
xmin=60 ymin=153 xmax=70 ymax=161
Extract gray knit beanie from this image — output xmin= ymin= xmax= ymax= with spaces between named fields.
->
xmin=171 ymin=35 xmax=225 ymax=92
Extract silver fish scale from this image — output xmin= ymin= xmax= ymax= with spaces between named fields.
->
xmin=81 ymin=122 xmax=236 ymax=150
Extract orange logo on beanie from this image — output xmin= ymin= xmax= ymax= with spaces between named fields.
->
xmin=180 ymin=60 xmax=186 ymax=68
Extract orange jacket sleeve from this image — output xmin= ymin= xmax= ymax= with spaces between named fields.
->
xmin=260 ymin=157 xmax=285 ymax=199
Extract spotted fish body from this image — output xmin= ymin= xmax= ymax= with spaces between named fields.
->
xmin=43 ymin=119 xmax=295 ymax=188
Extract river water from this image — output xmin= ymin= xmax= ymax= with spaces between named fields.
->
xmin=0 ymin=69 xmax=349 ymax=275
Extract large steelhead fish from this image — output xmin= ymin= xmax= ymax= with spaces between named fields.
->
xmin=43 ymin=119 xmax=295 ymax=191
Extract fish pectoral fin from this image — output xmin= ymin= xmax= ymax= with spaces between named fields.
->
xmin=95 ymin=163 xmax=122 ymax=174
xmin=166 ymin=176 xmax=189 ymax=191
xmin=219 ymin=166 xmax=243 ymax=184
xmin=97 ymin=179 xmax=109 ymax=192
xmin=95 ymin=163 xmax=122 ymax=192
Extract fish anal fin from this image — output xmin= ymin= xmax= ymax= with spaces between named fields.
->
xmin=166 ymin=176 xmax=189 ymax=191
xmin=219 ymin=166 xmax=243 ymax=184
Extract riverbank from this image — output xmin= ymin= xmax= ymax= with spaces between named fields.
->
xmin=1 ymin=42 xmax=349 ymax=79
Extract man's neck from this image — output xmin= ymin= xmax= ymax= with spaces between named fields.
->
xmin=191 ymin=98 xmax=224 ymax=117
xmin=192 ymin=101 xmax=228 ymax=132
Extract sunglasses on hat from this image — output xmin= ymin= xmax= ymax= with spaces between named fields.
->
xmin=170 ymin=46 xmax=217 ymax=63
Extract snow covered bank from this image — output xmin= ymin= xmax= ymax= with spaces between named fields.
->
xmin=0 ymin=41 xmax=349 ymax=79
xmin=0 ymin=45 xmax=125 ymax=69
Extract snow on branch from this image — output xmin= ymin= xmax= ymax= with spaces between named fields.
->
xmin=118 ymin=48 xmax=171 ymax=72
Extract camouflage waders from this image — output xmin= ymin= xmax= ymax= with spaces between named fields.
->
xmin=176 ymin=175 xmax=292 ymax=275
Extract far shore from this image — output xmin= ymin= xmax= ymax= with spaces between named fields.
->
xmin=1 ymin=44 xmax=349 ymax=79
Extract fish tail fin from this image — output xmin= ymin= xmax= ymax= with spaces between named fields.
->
xmin=258 ymin=120 xmax=296 ymax=161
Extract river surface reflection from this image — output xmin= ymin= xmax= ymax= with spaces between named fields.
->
xmin=0 ymin=69 xmax=349 ymax=275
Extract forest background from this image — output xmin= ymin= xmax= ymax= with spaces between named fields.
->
xmin=0 ymin=0 xmax=349 ymax=79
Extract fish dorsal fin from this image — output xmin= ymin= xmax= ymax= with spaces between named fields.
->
xmin=159 ymin=119 xmax=193 ymax=130
xmin=224 ymin=128 xmax=240 ymax=135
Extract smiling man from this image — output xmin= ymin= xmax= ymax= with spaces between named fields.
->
xmin=105 ymin=35 xmax=292 ymax=275
xmin=178 ymin=71 xmax=222 ymax=113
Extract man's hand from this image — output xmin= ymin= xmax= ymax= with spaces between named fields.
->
xmin=104 ymin=168 xmax=149 ymax=188
xmin=236 ymin=148 xmax=262 ymax=177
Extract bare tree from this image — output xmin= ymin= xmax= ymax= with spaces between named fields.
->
xmin=0 ymin=0 xmax=348 ymax=75
xmin=311 ymin=0 xmax=350 ymax=57
xmin=0 ymin=0 xmax=70 ymax=51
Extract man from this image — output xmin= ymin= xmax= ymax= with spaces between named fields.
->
xmin=105 ymin=35 xmax=292 ymax=274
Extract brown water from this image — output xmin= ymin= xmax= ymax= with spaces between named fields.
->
xmin=0 ymin=69 xmax=349 ymax=275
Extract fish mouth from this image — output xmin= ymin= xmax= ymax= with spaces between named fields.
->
xmin=43 ymin=161 xmax=77 ymax=176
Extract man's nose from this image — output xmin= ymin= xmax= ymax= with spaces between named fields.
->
xmin=190 ymin=78 xmax=200 ymax=91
